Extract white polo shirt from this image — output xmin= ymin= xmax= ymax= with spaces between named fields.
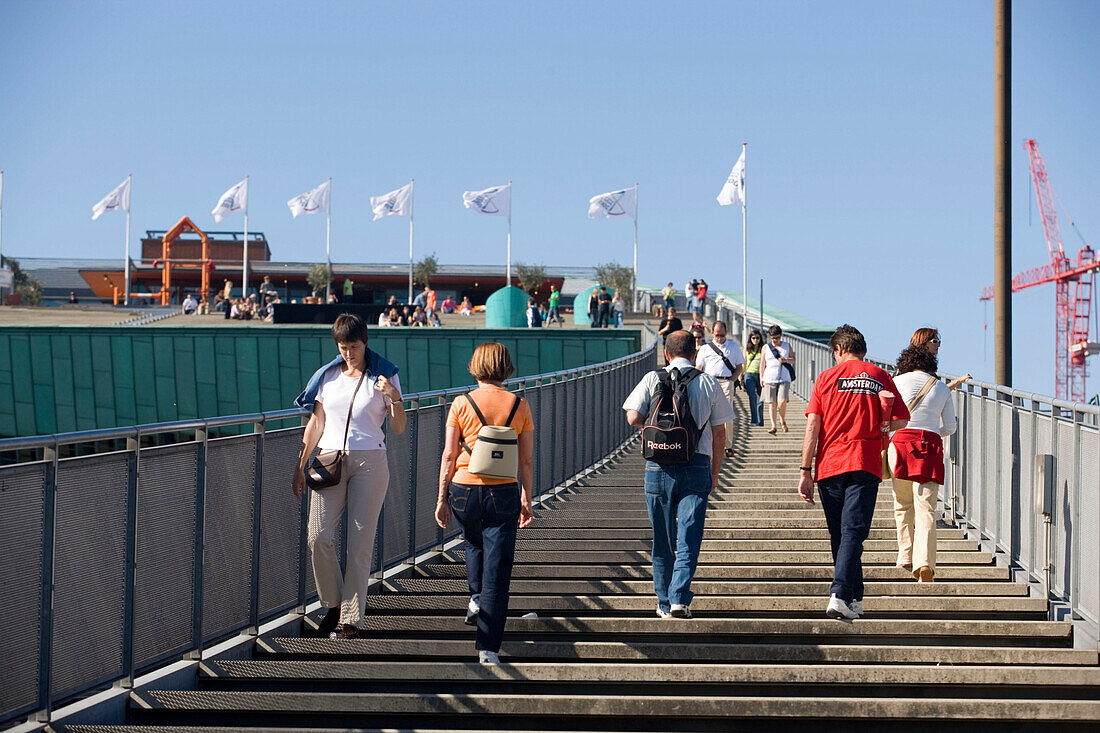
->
xmin=695 ymin=339 xmax=745 ymax=379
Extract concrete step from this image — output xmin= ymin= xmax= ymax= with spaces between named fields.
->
xmin=514 ymin=527 xmax=968 ymax=540
xmin=124 ymin=690 xmax=1100 ymax=724
xmin=445 ymin=550 xmax=995 ymax=565
xmin=256 ymin=638 xmax=1095 ymax=665
xmin=200 ymin=659 xmax=1100 ymax=686
xmin=411 ymin=564 xmax=1011 ymax=581
xmin=381 ymin=579 xmax=1027 ymax=597
xmin=519 ymin=517 xmax=904 ymax=528
xmin=315 ymin=615 xmax=1072 ymax=644
xmin=356 ymin=594 xmax=1044 ymax=616
xmin=499 ymin=539 xmax=979 ymax=553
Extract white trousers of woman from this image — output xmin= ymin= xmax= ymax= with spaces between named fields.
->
xmin=307 ymin=449 xmax=389 ymax=627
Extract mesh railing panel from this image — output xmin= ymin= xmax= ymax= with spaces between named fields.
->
xmin=202 ymin=435 xmax=256 ymax=642
xmin=524 ymin=385 xmax=542 ymax=493
xmin=537 ymin=384 xmax=554 ymax=495
xmin=382 ymin=411 xmax=414 ymax=571
xmin=997 ymin=401 xmax=1016 ymax=553
xmin=0 ymin=463 xmax=47 ymax=720
xmin=979 ymin=397 xmax=997 ymax=539
xmin=553 ymin=380 xmax=566 ymax=487
xmin=1015 ymin=410 xmax=1036 ymax=576
xmin=413 ymin=403 xmax=448 ymax=555
xmin=258 ymin=429 xmax=305 ymax=618
xmin=51 ymin=454 xmax=129 ymax=698
xmin=133 ymin=443 xmax=198 ymax=671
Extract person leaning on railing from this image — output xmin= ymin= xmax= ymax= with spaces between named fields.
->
xmin=292 ymin=313 xmax=407 ymax=640
xmin=435 ymin=343 xmax=535 ymax=665
xmin=888 ymin=343 xmax=957 ymax=583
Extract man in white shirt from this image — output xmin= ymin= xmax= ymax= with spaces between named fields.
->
xmin=695 ymin=320 xmax=744 ymax=458
xmin=182 ymin=293 xmax=198 ymax=315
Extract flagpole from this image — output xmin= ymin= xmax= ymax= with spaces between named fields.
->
xmin=124 ymin=174 xmax=132 ymax=306
xmin=325 ymin=177 xmax=332 ymax=300
xmin=633 ymin=182 xmax=639 ymax=312
xmin=741 ymin=143 xmax=748 ymax=342
xmin=408 ymin=178 xmax=414 ymax=303
xmin=242 ymin=175 xmax=250 ymax=301
xmin=506 ymin=180 xmax=512 ymax=287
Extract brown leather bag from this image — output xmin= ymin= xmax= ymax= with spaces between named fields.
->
xmin=305 ymin=372 xmax=366 ymax=490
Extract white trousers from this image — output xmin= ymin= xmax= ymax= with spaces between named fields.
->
xmin=307 ymin=449 xmax=389 ymax=626
xmin=887 ymin=443 xmax=937 ymax=575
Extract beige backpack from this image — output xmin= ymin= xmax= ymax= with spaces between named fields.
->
xmin=460 ymin=391 xmax=521 ymax=480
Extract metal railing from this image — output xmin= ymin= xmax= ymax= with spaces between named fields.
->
xmin=761 ymin=327 xmax=1100 ymax=647
xmin=0 ymin=342 xmax=657 ymax=725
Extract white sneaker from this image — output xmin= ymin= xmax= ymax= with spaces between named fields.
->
xmin=849 ymin=599 xmax=864 ymax=618
xmin=465 ymin=598 xmax=480 ymax=626
xmin=826 ymin=594 xmax=859 ymax=620
xmin=670 ymin=604 xmax=693 ymax=619
xmin=655 ymin=607 xmax=672 ymax=619
xmin=478 ymin=650 xmax=500 ymax=665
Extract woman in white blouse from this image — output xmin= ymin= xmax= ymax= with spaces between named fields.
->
xmin=293 ymin=314 xmax=406 ymax=638
xmin=888 ymin=344 xmax=957 ymax=583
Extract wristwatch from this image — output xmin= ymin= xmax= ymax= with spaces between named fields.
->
xmin=799 ymin=466 xmax=812 ymax=472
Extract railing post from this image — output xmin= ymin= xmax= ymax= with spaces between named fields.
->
xmin=120 ymin=433 xmax=140 ymax=687
xmin=189 ymin=424 xmax=208 ymax=659
xmin=406 ymin=397 xmax=420 ymax=567
xmin=36 ymin=438 xmax=58 ymax=722
xmin=248 ymin=418 xmax=264 ymax=635
xmin=296 ymin=416 xmax=309 ymax=614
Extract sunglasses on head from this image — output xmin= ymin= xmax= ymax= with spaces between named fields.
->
xmin=930 ymin=337 xmax=941 ymax=344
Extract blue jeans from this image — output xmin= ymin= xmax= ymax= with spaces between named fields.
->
xmin=614 ymin=311 xmax=624 ymax=328
xmin=663 ymin=298 xmax=675 ymax=313
xmin=817 ymin=471 xmax=880 ymax=603
xmin=744 ymin=373 xmax=763 ymax=426
xmin=644 ymin=453 xmax=712 ymax=611
xmin=449 ymin=482 xmax=520 ymax=652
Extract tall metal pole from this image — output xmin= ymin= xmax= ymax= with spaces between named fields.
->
xmin=759 ymin=278 xmax=764 ymax=331
xmin=325 ymin=177 xmax=332 ymax=300
xmin=633 ymin=182 xmax=638 ymax=312
xmin=408 ymin=178 xmax=414 ymax=304
xmin=124 ymin=174 xmax=132 ymax=306
xmin=506 ymin=180 xmax=512 ymax=287
xmin=994 ymin=0 xmax=1012 ymax=386
xmin=242 ymin=175 xmax=250 ymax=301
xmin=741 ymin=142 xmax=748 ymax=342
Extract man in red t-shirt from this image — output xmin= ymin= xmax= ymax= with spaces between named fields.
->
xmin=798 ymin=325 xmax=909 ymax=620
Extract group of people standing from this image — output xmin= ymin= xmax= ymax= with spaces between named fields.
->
xmin=586 ymin=285 xmax=626 ymax=328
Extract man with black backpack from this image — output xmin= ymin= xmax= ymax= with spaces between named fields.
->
xmin=623 ymin=330 xmax=734 ymax=619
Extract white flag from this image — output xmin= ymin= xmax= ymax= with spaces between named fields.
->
xmin=587 ymin=187 xmax=636 ymax=219
xmin=370 ymin=182 xmax=413 ymax=221
xmin=212 ymin=178 xmax=248 ymax=223
xmin=287 ymin=179 xmax=331 ymax=218
xmin=92 ymin=177 xmax=131 ymax=220
xmin=717 ymin=149 xmax=746 ymax=207
xmin=462 ymin=183 xmax=510 ymax=218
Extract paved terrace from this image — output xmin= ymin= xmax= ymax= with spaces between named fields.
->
xmin=56 ymin=390 xmax=1100 ymax=732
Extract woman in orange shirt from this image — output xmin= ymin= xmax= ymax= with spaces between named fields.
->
xmin=435 ymin=343 xmax=535 ymax=664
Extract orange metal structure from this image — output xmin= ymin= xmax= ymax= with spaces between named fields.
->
xmin=158 ymin=217 xmax=213 ymax=305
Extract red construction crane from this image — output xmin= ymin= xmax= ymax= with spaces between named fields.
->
xmin=981 ymin=139 xmax=1100 ymax=402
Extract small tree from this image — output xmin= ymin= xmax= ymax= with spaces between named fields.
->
xmin=595 ymin=261 xmax=634 ymax=309
xmin=413 ymin=254 xmax=438 ymax=287
xmin=307 ymin=262 xmax=332 ymax=296
xmin=515 ymin=262 xmax=547 ymax=294
xmin=5 ymin=258 xmax=43 ymax=306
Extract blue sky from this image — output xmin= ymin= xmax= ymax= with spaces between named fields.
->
xmin=2 ymin=1 xmax=1099 ymax=399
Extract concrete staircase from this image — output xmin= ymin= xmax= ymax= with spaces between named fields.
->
xmin=64 ymin=392 xmax=1100 ymax=731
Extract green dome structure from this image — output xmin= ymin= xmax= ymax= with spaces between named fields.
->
xmin=572 ymin=285 xmax=604 ymax=326
xmin=485 ymin=285 xmax=530 ymax=328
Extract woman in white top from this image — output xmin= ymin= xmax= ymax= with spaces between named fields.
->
xmin=293 ymin=314 xmax=406 ymax=638
xmin=759 ymin=325 xmax=795 ymax=434
xmin=888 ymin=344 xmax=957 ymax=583
xmin=612 ymin=291 xmax=625 ymax=328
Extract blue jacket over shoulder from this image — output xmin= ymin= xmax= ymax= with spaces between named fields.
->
xmin=294 ymin=350 xmax=400 ymax=410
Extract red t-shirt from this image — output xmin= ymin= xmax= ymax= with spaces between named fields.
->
xmin=806 ymin=359 xmax=910 ymax=481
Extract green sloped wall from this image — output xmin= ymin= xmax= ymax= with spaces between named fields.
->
xmin=0 ymin=326 xmax=640 ymax=437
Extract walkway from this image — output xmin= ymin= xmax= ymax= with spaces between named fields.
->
xmin=66 ymin=392 xmax=1100 ymax=731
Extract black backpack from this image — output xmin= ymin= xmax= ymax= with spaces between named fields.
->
xmin=642 ymin=367 xmax=703 ymax=465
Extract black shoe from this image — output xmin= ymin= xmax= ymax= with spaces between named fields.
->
xmin=724 ymin=448 xmax=735 ymax=458
xmin=316 ymin=607 xmax=341 ymax=637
